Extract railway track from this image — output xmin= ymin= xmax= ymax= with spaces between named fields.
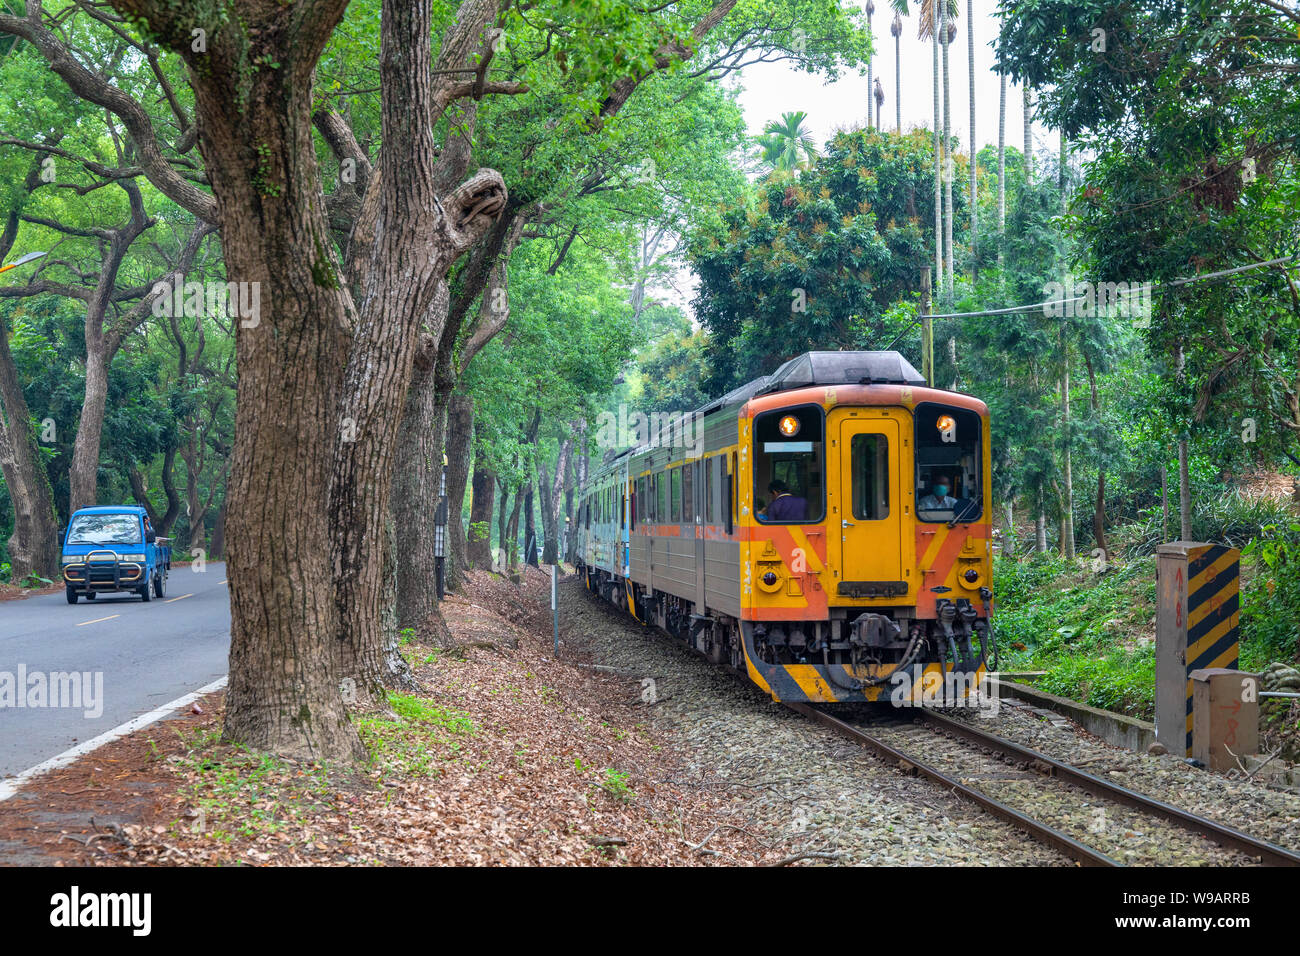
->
xmin=787 ymin=702 xmax=1300 ymax=867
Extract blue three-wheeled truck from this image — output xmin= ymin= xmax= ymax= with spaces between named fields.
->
xmin=60 ymin=505 xmax=172 ymax=604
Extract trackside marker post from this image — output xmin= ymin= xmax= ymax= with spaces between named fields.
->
xmin=551 ymin=564 xmax=559 ymax=657
xmin=1155 ymin=542 xmax=1241 ymax=756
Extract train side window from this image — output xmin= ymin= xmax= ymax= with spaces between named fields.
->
xmin=753 ymin=406 xmax=825 ymax=524
xmin=915 ymin=404 xmax=983 ymax=523
xmin=724 ymin=456 xmax=734 ymax=535
xmin=704 ymin=456 xmax=714 ymax=524
xmin=669 ymin=467 xmax=681 ymax=523
xmin=683 ymin=461 xmax=695 ymax=523
xmin=653 ymin=472 xmax=663 ymax=521
xmin=851 ymin=433 xmax=890 ymax=520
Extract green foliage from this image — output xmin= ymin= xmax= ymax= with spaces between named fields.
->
xmin=692 ymin=127 xmax=959 ymax=392
xmin=1035 ymin=648 xmax=1156 ymax=719
xmin=1241 ymin=524 xmax=1300 ymax=667
xmin=356 ymin=692 xmax=477 ymax=779
xmin=597 ymin=767 xmax=634 ymax=802
xmin=756 ymin=111 xmax=819 ymax=171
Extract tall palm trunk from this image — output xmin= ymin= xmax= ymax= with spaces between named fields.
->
xmin=997 ymin=71 xmax=1006 ymax=233
xmin=1023 ymin=87 xmax=1033 ymax=179
xmin=866 ymin=1 xmax=875 ymax=128
xmin=894 ymin=18 xmax=902 ymax=131
xmin=966 ymin=0 xmax=976 ymax=281
xmin=931 ymin=1 xmax=942 ymax=289
xmin=940 ymin=1 xmax=954 ymax=306
xmin=997 ymin=69 xmax=1006 ymax=276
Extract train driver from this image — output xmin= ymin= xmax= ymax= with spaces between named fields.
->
xmin=918 ymin=474 xmax=958 ymax=513
xmin=764 ymin=479 xmax=808 ymax=521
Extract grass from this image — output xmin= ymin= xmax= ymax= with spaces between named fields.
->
xmin=992 ymin=554 xmax=1161 ymax=719
xmin=993 ymin=521 xmax=1300 ymax=720
xmin=356 ymin=692 xmax=477 ymax=779
xmin=167 ymin=726 xmax=334 ymax=842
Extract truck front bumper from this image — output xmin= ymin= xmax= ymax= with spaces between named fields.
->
xmin=63 ymin=550 xmax=145 ymax=593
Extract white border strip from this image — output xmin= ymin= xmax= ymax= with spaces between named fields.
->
xmin=0 ymin=675 xmax=228 ymax=802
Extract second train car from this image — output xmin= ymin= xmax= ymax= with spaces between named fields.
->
xmin=575 ymin=350 xmax=995 ymax=704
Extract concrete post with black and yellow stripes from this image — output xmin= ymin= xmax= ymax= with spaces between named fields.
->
xmin=1155 ymin=542 xmax=1241 ymax=756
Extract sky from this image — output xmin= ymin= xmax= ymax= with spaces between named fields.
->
xmin=732 ymin=4 xmax=1043 ymax=157
xmin=656 ymin=4 xmax=1044 ymax=322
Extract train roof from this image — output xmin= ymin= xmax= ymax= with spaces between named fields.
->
xmin=698 ymin=350 xmax=925 ymax=415
xmin=587 ymin=351 xmax=933 ymax=478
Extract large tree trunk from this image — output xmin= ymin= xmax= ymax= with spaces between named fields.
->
xmin=524 ymin=482 xmax=538 ymax=567
xmin=129 ymin=446 xmax=182 ymax=536
xmin=538 ymin=437 xmax=572 ymax=565
xmin=0 ymin=330 xmax=60 ymax=580
xmin=506 ymin=481 xmax=524 ymax=571
xmin=184 ymin=11 xmax=364 ymax=763
xmin=496 ymin=480 xmax=510 ymax=570
xmin=392 ymin=331 xmax=441 ymax=627
xmin=328 ymin=0 xmax=506 ymax=701
xmin=68 ymin=349 xmax=108 ymax=514
xmin=444 ymin=392 xmax=474 ymax=587
xmin=209 ymin=496 xmax=226 ymax=559
xmin=466 ymin=448 xmax=495 ymax=569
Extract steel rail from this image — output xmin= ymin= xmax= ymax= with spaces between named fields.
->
xmin=916 ymin=709 xmax=1300 ymax=867
xmin=784 ymin=702 xmax=1120 ymax=867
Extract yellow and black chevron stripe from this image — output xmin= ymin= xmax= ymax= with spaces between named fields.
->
xmin=1183 ymin=544 xmax=1240 ymax=754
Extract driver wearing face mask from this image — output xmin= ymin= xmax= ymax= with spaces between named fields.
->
xmin=919 ymin=473 xmax=958 ymax=512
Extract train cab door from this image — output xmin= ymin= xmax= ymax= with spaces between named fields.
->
xmin=834 ymin=417 xmax=904 ymax=588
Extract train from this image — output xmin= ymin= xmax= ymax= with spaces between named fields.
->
xmin=574 ymin=350 xmax=995 ymax=705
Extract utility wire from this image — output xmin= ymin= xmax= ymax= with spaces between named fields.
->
xmin=883 ymin=253 xmax=1298 ymax=348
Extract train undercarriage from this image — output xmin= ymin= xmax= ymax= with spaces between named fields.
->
xmin=581 ymin=565 xmax=997 ymax=704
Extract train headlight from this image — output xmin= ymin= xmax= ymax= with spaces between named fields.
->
xmin=778 ymin=415 xmax=800 ymax=437
xmin=936 ymin=414 xmax=956 ymax=434
xmin=963 ymin=568 xmax=979 ymax=583
xmin=762 ymin=571 xmax=778 ymax=586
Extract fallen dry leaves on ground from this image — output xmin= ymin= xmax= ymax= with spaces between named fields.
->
xmin=0 ymin=567 xmax=765 ymax=866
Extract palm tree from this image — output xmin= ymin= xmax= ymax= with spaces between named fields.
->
xmin=1023 ymin=87 xmax=1034 ymax=179
xmin=920 ymin=0 xmax=942 ymax=290
xmin=920 ymin=0 xmax=958 ymax=305
xmin=866 ymin=0 xmax=876 ymax=128
xmin=966 ymin=0 xmax=977 ymax=280
xmin=997 ymin=66 xmax=1006 ymax=260
xmin=891 ymin=11 xmax=903 ymax=131
xmin=757 ymin=111 xmax=819 ymax=171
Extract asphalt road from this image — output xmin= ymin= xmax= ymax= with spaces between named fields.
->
xmin=0 ymin=562 xmax=230 ymax=779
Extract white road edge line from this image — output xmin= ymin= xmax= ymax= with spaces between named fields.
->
xmin=0 ymin=674 xmax=228 ymax=803
xmin=76 ymin=614 xmax=120 ymax=626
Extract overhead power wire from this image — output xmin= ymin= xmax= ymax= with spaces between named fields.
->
xmin=882 ymin=253 xmax=1299 ymax=348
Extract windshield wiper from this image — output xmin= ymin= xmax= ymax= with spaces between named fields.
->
xmin=947 ymin=500 xmax=978 ymax=528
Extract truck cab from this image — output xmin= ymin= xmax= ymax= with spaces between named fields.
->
xmin=61 ymin=506 xmax=171 ymax=604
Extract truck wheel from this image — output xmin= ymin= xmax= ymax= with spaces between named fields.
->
xmin=139 ymin=578 xmax=153 ymax=602
xmin=65 ymin=586 xmax=78 ymax=604
xmin=153 ymin=570 xmax=166 ymax=599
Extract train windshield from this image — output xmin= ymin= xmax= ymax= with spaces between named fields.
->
xmin=914 ymin=403 xmax=982 ymax=523
xmin=753 ymin=405 xmax=824 ymax=523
